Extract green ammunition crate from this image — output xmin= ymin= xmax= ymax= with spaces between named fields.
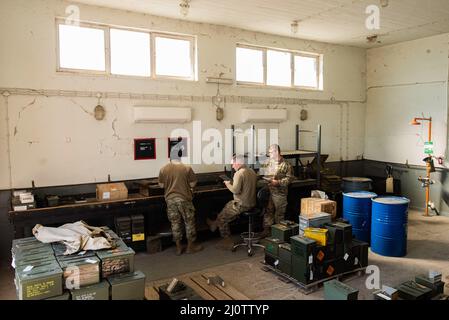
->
xmin=264 ymin=251 xmax=279 ymax=268
xmin=324 ymin=280 xmax=358 ymax=300
xmin=397 ymin=281 xmax=433 ymax=300
xmin=16 ymin=260 xmax=59 ymax=274
xmin=331 ymin=222 xmax=353 ymax=245
xmin=263 ymin=238 xmax=285 ymax=257
xmin=312 ymin=245 xmax=333 ymax=267
xmin=278 ymin=244 xmax=292 ymax=276
xmin=290 ymin=236 xmax=316 ymax=259
xmin=15 ymin=254 xmax=57 ymax=268
xmin=57 ymin=255 xmax=100 ymax=288
xmin=271 ymin=223 xmax=299 ymax=242
xmin=415 ymin=275 xmax=445 ymax=297
xmin=45 ymin=291 xmax=71 ymax=300
xmin=107 ymin=270 xmax=146 ymax=300
xmin=350 ymin=239 xmax=369 ymax=268
xmin=96 ymin=245 xmax=135 ymax=278
xmin=318 ymin=258 xmax=346 ymax=279
xmin=323 ymin=223 xmax=344 ymax=257
xmin=70 ymin=280 xmax=110 ymax=300
xmin=15 ymin=263 xmax=63 ymax=300
xmin=12 ymin=238 xmax=50 ymax=256
xmin=291 ymin=255 xmax=313 ymax=284
xmin=14 ymin=246 xmax=55 ymax=261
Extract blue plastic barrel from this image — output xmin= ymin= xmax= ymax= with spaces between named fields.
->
xmin=371 ymin=196 xmax=410 ymax=257
xmin=343 ymin=191 xmax=377 ymax=243
xmin=342 ymin=177 xmax=373 ymax=193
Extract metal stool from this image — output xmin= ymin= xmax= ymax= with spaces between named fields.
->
xmin=232 ymin=207 xmax=265 ymax=256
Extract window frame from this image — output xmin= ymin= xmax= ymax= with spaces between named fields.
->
xmin=236 ymin=43 xmax=323 ymax=91
xmin=56 ymin=19 xmax=109 ymax=75
xmin=152 ymin=32 xmax=196 ymax=81
xmin=235 ymin=44 xmax=266 ymax=85
xmin=55 ymin=18 xmax=197 ymax=81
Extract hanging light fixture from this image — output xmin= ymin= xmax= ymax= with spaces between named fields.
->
xmin=179 ymin=0 xmax=190 ymax=17
xmin=291 ymin=20 xmax=299 ymax=34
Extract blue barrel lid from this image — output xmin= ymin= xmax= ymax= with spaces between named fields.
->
xmin=343 ymin=191 xmax=377 ymax=198
xmin=372 ymin=196 xmax=410 ymax=205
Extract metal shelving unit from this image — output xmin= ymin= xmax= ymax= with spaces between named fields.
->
xmin=282 ymin=124 xmax=322 ymax=188
xmin=229 ymin=124 xmax=322 ymax=188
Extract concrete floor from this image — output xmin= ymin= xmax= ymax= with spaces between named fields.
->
xmin=1 ymin=209 xmax=449 ymax=300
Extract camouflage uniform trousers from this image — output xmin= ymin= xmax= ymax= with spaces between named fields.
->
xmin=217 ymin=201 xmax=250 ymax=238
xmin=263 ymin=191 xmax=288 ymax=228
xmin=166 ymin=198 xmax=197 ymax=242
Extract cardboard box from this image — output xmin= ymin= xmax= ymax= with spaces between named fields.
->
xmin=301 ymin=198 xmax=336 ymax=218
xmin=96 ymin=183 xmax=128 ymax=201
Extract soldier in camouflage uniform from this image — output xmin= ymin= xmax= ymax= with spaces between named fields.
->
xmin=207 ymin=155 xmax=257 ymax=250
xmin=158 ymin=150 xmax=203 ymax=255
xmin=259 ymin=144 xmax=294 ymax=237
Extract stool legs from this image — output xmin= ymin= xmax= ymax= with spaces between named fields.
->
xmin=232 ymin=216 xmax=264 ymax=256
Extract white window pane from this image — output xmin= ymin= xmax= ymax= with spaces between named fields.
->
xmin=58 ymin=24 xmax=105 ymax=71
xmin=155 ymin=37 xmax=192 ymax=78
xmin=236 ymin=47 xmax=263 ymax=83
xmin=110 ymin=29 xmax=150 ymax=77
xmin=267 ymin=50 xmax=291 ymax=87
xmin=294 ymin=55 xmax=318 ymax=88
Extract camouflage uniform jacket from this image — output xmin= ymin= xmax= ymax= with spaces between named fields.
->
xmin=260 ymin=157 xmax=294 ymax=196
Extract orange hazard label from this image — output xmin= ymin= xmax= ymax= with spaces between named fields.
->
xmin=326 ymin=265 xmax=335 ymax=276
xmin=317 ymin=250 xmax=325 ymax=261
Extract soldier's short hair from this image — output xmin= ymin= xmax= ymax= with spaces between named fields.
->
xmin=232 ymin=154 xmax=245 ymax=165
xmin=269 ymin=144 xmax=281 ymax=154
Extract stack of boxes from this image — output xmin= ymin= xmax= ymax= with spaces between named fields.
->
xmin=12 ymin=228 xmax=146 ymax=300
xmin=262 ymin=196 xmax=369 ymax=286
xmin=11 ymin=190 xmax=36 ymax=211
xmin=114 ymin=214 xmax=146 ymax=251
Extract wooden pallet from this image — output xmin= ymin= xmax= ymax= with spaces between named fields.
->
xmin=145 ymin=272 xmax=249 ymax=300
xmin=261 ymin=262 xmax=366 ymax=295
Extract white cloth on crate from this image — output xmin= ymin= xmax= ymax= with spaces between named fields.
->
xmin=32 ymin=221 xmax=112 ymax=255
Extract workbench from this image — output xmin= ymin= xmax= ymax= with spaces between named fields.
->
xmin=8 ymin=173 xmax=317 ymax=240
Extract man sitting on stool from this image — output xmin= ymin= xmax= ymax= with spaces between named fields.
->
xmin=207 ymin=154 xmax=257 ymax=250
xmin=158 ymin=149 xmax=203 ymax=255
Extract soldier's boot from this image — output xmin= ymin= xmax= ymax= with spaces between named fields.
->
xmin=259 ymin=226 xmax=271 ymax=239
xmin=206 ymin=218 xmax=218 ymax=232
xmin=215 ymin=237 xmax=235 ymax=251
xmin=175 ymin=240 xmax=184 ymax=256
xmin=186 ymin=240 xmax=203 ymax=254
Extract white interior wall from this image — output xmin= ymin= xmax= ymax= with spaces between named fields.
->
xmin=365 ymin=34 xmax=449 ymax=166
xmin=0 ymin=0 xmax=367 ymax=189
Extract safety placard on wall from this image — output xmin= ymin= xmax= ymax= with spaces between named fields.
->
xmin=134 ymin=138 xmax=156 ymax=160
xmin=424 ymin=141 xmax=434 ymax=155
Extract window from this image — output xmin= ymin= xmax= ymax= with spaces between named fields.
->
xmin=56 ymin=20 xmax=196 ymax=81
xmin=267 ymin=50 xmax=291 ymax=87
xmin=154 ymin=36 xmax=194 ymax=79
xmin=294 ymin=55 xmax=318 ymax=88
xmin=236 ymin=44 xmax=322 ymax=90
xmin=58 ymin=24 xmax=106 ymax=71
xmin=236 ymin=47 xmax=264 ymax=83
xmin=110 ymin=28 xmax=150 ymax=77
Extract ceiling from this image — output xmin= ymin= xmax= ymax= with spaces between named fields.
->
xmin=73 ymin=0 xmax=449 ymax=48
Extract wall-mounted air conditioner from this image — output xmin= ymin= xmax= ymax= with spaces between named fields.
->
xmin=241 ymin=108 xmax=288 ymax=123
xmin=133 ymin=106 xmax=192 ymax=123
